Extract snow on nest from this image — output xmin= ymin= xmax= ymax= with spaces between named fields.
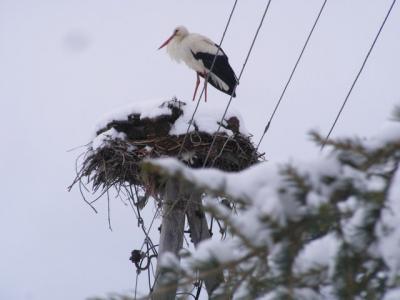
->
xmin=93 ymin=98 xmax=249 ymax=137
xmin=92 ymin=128 xmax=126 ymax=151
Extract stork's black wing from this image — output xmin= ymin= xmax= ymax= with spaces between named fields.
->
xmin=191 ymin=46 xmax=238 ymax=97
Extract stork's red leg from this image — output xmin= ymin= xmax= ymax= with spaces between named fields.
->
xmin=203 ymin=72 xmax=208 ymax=102
xmin=192 ymin=73 xmax=200 ymax=101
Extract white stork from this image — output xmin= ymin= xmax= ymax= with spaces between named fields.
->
xmin=158 ymin=26 xmax=238 ymax=102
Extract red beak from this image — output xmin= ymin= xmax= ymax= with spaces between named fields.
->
xmin=158 ymin=33 xmax=176 ymax=50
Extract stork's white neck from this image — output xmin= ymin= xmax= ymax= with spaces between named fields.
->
xmin=166 ymin=37 xmax=185 ymax=63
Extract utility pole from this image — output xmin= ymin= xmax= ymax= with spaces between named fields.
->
xmin=152 ymin=183 xmax=224 ymax=299
xmin=152 ymin=179 xmax=185 ymax=300
xmin=186 ymin=191 xmax=224 ymax=296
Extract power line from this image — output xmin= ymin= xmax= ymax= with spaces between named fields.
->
xmin=321 ymin=0 xmax=397 ymax=150
xmin=203 ymin=0 xmax=273 ymax=168
xmin=256 ymin=0 xmax=329 ymax=150
xmin=178 ymin=0 xmax=239 ymax=156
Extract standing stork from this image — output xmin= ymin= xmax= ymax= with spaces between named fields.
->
xmin=158 ymin=26 xmax=238 ymax=102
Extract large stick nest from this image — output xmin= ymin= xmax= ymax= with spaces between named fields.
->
xmin=70 ymin=99 xmax=263 ymax=199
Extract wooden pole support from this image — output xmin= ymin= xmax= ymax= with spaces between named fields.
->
xmin=186 ymin=191 xmax=224 ymax=297
xmin=152 ymin=179 xmax=186 ymax=300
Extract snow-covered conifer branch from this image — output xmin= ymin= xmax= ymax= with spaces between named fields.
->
xmin=142 ymin=106 xmax=400 ymax=299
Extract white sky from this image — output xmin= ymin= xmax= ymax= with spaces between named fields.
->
xmin=0 ymin=0 xmax=399 ymax=299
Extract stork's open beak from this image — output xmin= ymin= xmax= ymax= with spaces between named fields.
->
xmin=158 ymin=33 xmax=176 ymax=50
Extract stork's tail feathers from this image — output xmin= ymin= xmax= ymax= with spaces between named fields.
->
xmin=200 ymin=72 xmax=238 ymax=98
xmin=192 ymin=49 xmax=239 ymax=98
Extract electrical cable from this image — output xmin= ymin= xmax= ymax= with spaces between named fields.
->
xmin=321 ymin=0 xmax=397 ymax=150
xmin=256 ymin=0 xmax=329 ymax=150
xmin=203 ymin=0 xmax=273 ymax=168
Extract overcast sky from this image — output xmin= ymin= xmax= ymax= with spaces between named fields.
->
xmin=1 ymin=0 xmax=399 ymax=299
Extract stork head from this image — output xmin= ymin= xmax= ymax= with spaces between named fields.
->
xmin=158 ymin=26 xmax=189 ymax=50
